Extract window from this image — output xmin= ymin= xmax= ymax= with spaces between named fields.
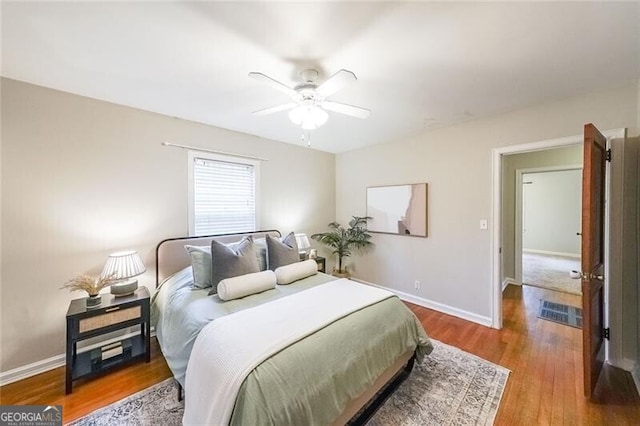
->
xmin=188 ymin=151 xmax=259 ymax=236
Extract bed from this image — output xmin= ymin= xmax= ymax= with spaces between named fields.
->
xmin=152 ymin=230 xmax=433 ymax=425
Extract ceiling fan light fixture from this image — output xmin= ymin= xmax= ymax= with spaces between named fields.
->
xmin=288 ymin=104 xmax=328 ymax=130
xmin=251 ymin=68 xmax=367 ymax=134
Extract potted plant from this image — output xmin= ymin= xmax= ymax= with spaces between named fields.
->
xmin=311 ymin=216 xmax=373 ymax=278
xmin=61 ymin=274 xmax=117 ymax=307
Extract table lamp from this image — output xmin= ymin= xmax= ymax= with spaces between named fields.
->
xmin=102 ymin=250 xmax=146 ymax=297
xmin=295 ymin=233 xmax=311 ymax=260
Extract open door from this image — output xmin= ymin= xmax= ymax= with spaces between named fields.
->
xmin=581 ymin=123 xmax=607 ymax=398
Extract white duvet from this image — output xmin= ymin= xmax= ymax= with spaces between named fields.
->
xmin=183 ymin=279 xmax=393 ymax=425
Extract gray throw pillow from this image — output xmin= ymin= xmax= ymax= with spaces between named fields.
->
xmin=266 ymin=232 xmax=299 ymax=271
xmin=209 ymin=236 xmax=260 ymax=295
xmin=185 ymin=245 xmax=212 ymax=289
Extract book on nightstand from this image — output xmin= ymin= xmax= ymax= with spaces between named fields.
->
xmin=90 ymin=339 xmax=132 ymax=369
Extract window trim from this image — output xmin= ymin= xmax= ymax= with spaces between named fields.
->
xmin=187 ymin=150 xmax=261 ymax=236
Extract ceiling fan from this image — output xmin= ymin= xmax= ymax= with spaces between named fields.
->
xmin=249 ymin=68 xmax=370 ymax=130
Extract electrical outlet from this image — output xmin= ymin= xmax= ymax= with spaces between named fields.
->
xmin=414 ymin=280 xmax=421 ymax=290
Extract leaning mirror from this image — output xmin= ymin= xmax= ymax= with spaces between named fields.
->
xmin=366 ymin=183 xmax=428 ymax=237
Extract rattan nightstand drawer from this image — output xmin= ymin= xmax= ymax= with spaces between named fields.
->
xmin=79 ymin=306 xmax=141 ymax=333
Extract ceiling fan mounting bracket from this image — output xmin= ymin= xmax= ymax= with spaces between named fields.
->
xmin=299 ymin=68 xmax=319 ymax=83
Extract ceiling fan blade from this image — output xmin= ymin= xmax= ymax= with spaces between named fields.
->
xmin=248 ymin=72 xmax=297 ymax=98
xmin=322 ymin=101 xmax=370 ymax=119
xmin=316 ymin=69 xmax=357 ymax=97
xmin=252 ymin=102 xmax=297 ymax=116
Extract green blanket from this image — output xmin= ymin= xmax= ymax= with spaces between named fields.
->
xmin=231 ymin=296 xmax=433 ymax=425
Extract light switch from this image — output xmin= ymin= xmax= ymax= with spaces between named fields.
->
xmin=480 ymin=219 xmax=488 ymax=230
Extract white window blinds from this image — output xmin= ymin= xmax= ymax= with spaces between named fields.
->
xmin=192 ymin=156 xmax=256 ymax=235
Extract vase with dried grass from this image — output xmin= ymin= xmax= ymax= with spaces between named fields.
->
xmin=60 ymin=274 xmax=117 ymax=308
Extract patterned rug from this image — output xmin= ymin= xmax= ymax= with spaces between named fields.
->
xmin=522 ymin=252 xmax=581 ymax=295
xmin=68 ymin=340 xmax=509 ymax=426
xmin=538 ymin=300 xmax=583 ymax=329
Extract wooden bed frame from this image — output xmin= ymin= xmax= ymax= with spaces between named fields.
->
xmin=155 ymin=230 xmax=415 ymax=425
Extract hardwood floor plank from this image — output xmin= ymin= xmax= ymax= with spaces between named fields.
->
xmin=0 ymin=339 xmax=172 ymax=423
xmin=1 ymin=283 xmax=638 ymax=424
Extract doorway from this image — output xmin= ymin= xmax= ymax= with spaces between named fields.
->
xmin=518 ymin=167 xmax=582 ymax=295
xmin=499 ymin=145 xmax=585 ymax=341
xmin=490 ymin=128 xmax=625 ymax=329
xmin=491 ymin=127 xmax=638 ymax=400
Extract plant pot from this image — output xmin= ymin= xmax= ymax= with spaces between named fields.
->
xmin=85 ymin=294 xmax=102 ymax=308
xmin=332 ymin=269 xmax=351 ymax=279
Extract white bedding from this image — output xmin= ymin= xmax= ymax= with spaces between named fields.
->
xmin=183 ymin=279 xmax=394 ymax=426
xmin=151 ymin=267 xmax=337 ymax=386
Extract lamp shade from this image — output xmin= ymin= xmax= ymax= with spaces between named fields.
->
xmin=294 ymin=233 xmax=311 ymax=252
xmin=101 ymin=250 xmax=146 ymax=280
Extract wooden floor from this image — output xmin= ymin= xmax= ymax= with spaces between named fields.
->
xmin=1 ymin=284 xmax=639 ymax=424
xmin=410 ymin=284 xmax=640 ymax=425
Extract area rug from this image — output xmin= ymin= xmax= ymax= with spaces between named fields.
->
xmin=538 ymin=299 xmax=583 ymax=329
xmin=522 ymin=252 xmax=581 ymax=295
xmin=68 ymin=340 xmax=509 ymax=426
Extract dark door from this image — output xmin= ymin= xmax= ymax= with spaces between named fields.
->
xmin=581 ymin=123 xmax=607 ymax=398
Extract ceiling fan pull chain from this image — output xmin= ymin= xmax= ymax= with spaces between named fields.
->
xmin=300 ymin=130 xmax=312 ymax=147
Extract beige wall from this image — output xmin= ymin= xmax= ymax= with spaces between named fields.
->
xmin=637 ymin=135 xmax=640 ymax=386
xmin=336 ymin=82 xmax=638 ymax=321
xmin=636 ymin=81 xmax=640 ymax=386
xmin=637 ymin=80 xmax=640 ymax=128
xmin=621 ymin=138 xmax=638 ymax=372
xmin=501 ymin=145 xmax=583 ymax=280
xmin=0 ymin=81 xmax=3 ymax=373
xmin=521 ymin=170 xmax=582 ymax=254
xmin=608 ymin=136 xmax=639 ymax=373
xmin=0 ymin=78 xmax=335 ymax=373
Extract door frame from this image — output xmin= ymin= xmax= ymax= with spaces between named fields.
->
xmin=515 ymin=165 xmax=583 ymax=285
xmin=490 ymin=128 xmax=625 ymax=330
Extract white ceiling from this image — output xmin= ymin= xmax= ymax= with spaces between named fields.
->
xmin=2 ymin=2 xmax=639 ymax=153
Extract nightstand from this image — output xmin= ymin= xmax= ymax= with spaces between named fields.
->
xmin=314 ymin=256 xmax=326 ymax=273
xmin=65 ymin=287 xmax=150 ymax=394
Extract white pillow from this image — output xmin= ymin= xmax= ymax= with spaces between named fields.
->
xmin=275 ymin=259 xmax=318 ymax=285
xmin=217 ymin=270 xmax=276 ymax=301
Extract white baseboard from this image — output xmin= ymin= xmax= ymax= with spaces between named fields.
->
xmin=351 ymin=278 xmax=493 ymax=327
xmin=610 ymin=358 xmax=640 ymax=397
xmin=523 ymin=248 xmax=580 ymax=258
xmin=0 ymin=353 xmax=66 ymax=387
xmin=0 ymin=330 xmax=155 ymax=386
xmin=502 ymin=277 xmax=518 ymax=291
xmin=608 ymin=357 xmax=637 ymax=373
xmin=632 ymin=364 xmax=640 ymax=397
